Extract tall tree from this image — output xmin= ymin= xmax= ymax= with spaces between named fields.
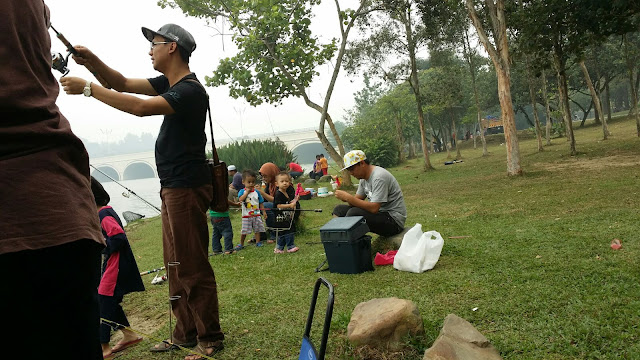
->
xmin=466 ymin=0 xmax=522 ymax=175
xmin=579 ymin=60 xmax=609 ymax=139
xmin=514 ymin=0 xmax=640 ymax=153
xmin=346 ymin=0 xmax=441 ymax=171
xmin=160 ymin=0 xmax=382 ymax=186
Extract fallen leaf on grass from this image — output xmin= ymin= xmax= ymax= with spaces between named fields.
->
xmin=535 ymin=255 xmax=542 ymax=259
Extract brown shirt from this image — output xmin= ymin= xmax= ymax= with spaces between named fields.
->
xmin=0 ymin=0 xmax=104 ymax=254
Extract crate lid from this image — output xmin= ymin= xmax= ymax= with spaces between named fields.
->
xmin=319 ymin=216 xmax=368 ymax=232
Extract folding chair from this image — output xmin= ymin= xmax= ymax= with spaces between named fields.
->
xmin=299 ymin=277 xmax=334 ymax=360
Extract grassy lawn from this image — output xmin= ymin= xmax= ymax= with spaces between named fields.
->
xmin=116 ymin=115 xmax=640 ymax=359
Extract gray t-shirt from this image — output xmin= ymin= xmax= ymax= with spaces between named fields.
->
xmin=356 ymin=166 xmax=407 ymax=228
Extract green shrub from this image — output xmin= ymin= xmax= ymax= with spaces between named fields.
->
xmin=211 ymin=138 xmax=296 ymax=172
xmin=355 ymin=136 xmax=399 ymax=168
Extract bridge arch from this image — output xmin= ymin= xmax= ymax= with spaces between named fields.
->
xmin=291 ymin=140 xmax=327 ymax=165
xmin=123 ymin=161 xmax=156 ymax=180
xmin=91 ymin=166 xmax=120 ymax=182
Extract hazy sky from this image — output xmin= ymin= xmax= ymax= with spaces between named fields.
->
xmin=46 ymin=0 xmax=364 ymax=144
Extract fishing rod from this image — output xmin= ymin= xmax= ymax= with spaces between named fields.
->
xmin=140 ymin=266 xmax=165 ymax=276
xmin=90 ymin=164 xmax=161 ymax=213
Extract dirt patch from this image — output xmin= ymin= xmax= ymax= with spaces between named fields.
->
xmin=110 ymin=311 xmax=165 ymax=343
xmin=534 ymin=155 xmax=640 ymax=172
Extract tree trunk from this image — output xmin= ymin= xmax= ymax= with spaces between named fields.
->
xmin=580 ymin=60 xmax=609 ymax=139
xmin=526 ymin=69 xmax=544 ymax=151
xmin=442 ymin=124 xmax=451 ymax=159
xmin=553 ymin=52 xmax=576 ymax=155
xmin=605 ymin=76 xmax=612 ymax=123
xmin=466 ymin=0 xmax=521 ymax=175
xmin=408 ymin=138 xmax=416 ymax=159
xmin=403 ymin=10 xmax=433 ymax=171
xmin=451 ymin=111 xmax=462 ymax=159
xmin=395 ymin=111 xmax=405 ymax=164
xmin=542 ymin=69 xmax=552 ymax=145
xmin=623 ymin=35 xmax=640 ymax=136
xmin=463 ymin=26 xmax=487 ymax=155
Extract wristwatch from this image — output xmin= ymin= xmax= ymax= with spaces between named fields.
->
xmin=83 ymin=80 xmax=92 ymax=97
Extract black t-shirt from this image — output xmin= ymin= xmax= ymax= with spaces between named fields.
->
xmin=148 ymin=73 xmax=211 ymax=188
xmin=273 ymin=186 xmax=300 ymax=233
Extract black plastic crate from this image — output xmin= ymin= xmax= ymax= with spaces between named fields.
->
xmin=319 ymin=216 xmax=369 ymax=242
xmin=321 ymin=235 xmax=374 ymax=274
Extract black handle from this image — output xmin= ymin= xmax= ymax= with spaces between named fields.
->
xmin=303 ymin=277 xmax=334 ymax=360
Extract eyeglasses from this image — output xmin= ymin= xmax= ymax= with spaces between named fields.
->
xmin=150 ymin=41 xmax=173 ymax=50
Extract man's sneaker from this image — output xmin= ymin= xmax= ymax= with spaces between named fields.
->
xmin=256 ymin=242 xmax=264 ymax=247
xmin=287 ymin=246 xmax=299 ymax=253
xmin=273 ymin=248 xmax=285 ymax=254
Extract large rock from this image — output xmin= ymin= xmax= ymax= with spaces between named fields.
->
xmin=304 ymin=179 xmax=317 ymax=185
xmin=423 ymin=314 xmax=503 ymax=360
xmin=384 ymin=227 xmax=410 ymax=248
xmin=347 ymin=297 xmax=424 ymax=351
xmin=318 ymin=175 xmax=333 ymax=183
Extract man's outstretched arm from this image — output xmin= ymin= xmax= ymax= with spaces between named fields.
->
xmin=59 ymin=77 xmax=173 ymax=117
xmin=72 ymin=46 xmax=157 ymax=96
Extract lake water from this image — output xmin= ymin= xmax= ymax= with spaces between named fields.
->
xmin=101 ymin=178 xmax=162 ymax=224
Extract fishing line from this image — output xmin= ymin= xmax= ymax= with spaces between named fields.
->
xmin=90 ymin=164 xmax=161 ymax=213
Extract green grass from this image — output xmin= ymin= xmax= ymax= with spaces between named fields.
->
xmin=117 ymin=115 xmax=640 ymax=359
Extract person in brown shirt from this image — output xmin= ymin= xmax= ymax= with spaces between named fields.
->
xmin=0 ymin=1 xmax=105 ymax=359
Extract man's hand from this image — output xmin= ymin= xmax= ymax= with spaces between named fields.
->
xmin=71 ymin=46 xmax=95 ymax=66
xmin=334 ymin=190 xmax=351 ymax=202
xmin=59 ymin=76 xmax=87 ymax=95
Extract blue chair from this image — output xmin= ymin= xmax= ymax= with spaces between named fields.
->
xmin=299 ymin=277 xmax=334 ymax=360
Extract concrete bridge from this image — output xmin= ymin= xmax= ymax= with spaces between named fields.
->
xmin=91 ymin=127 xmax=324 ymax=182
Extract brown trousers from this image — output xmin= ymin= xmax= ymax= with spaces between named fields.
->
xmin=161 ymin=184 xmax=224 ymax=344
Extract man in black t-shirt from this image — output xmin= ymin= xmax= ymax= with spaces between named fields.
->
xmin=61 ymin=24 xmax=224 ymax=359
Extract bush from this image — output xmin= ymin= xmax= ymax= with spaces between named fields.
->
xmin=211 ymin=138 xmax=296 ymax=172
xmin=355 ymin=137 xmax=399 ymax=168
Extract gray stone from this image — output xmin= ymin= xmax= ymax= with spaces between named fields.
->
xmin=318 ymin=175 xmax=333 ymax=183
xmin=384 ymin=227 xmax=410 ymax=248
xmin=304 ymin=179 xmax=317 ymax=185
xmin=423 ymin=314 xmax=503 ymax=360
xmin=347 ymin=297 xmax=424 ymax=351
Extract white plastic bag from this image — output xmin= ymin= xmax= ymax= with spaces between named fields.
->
xmin=393 ymin=223 xmax=444 ymax=273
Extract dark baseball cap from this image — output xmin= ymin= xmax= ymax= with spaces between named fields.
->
xmin=141 ymin=23 xmax=196 ymax=55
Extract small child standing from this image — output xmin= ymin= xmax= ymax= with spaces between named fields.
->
xmin=90 ymin=177 xmax=145 ymax=359
xmin=210 ymin=200 xmax=240 ymax=255
xmin=273 ymin=171 xmax=300 ymax=253
xmin=237 ymin=169 xmax=266 ymax=249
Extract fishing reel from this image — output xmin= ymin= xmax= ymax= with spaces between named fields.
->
xmin=51 ymin=52 xmax=70 ymax=76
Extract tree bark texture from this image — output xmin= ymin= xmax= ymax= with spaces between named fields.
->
xmin=580 ymin=60 xmax=609 ymax=139
xmin=554 ymin=54 xmax=577 ymax=155
xmin=467 ymin=0 xmax=521 ymax=175
xmin=404 ymin=10 xmax=433 ymax=171
xmin=542 ymin=70 xmax=552 ymax=146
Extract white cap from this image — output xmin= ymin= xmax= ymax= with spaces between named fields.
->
xmin=341 ymin=150 xmax=367 ymax=170
xmin=228 ymin=165 xmax=237 ymax=171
